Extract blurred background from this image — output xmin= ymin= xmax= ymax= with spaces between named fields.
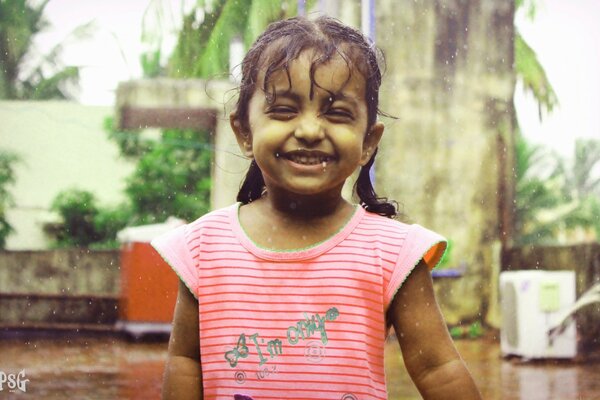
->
xmin=1 ymin=0 xmax=599 ymax=399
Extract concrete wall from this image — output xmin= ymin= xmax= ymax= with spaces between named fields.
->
xmin=0 ymin=249 xmax=119 ymax=328
xmin=0 ymin=101 xmax=136 ymax=250
xmin=3 ymin=244 xmax=597 ymax=354
xmin=376 ymin=0 xmax=515 ymax=323
xmin=2 ymin=248 xmax=481 ymax=330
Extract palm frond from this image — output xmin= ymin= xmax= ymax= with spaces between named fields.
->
xmin=196 ymin=0 xmax=250 ymax=77
xmin=515 ymin=30 xmax=558 ymax=119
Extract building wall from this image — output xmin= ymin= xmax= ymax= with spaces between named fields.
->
xmin=376 ymin=0 xmax=515 ymax=323
xmin=0 ymin=249 xmax=120 ymax=328
xmin=0 ymin=101 xmax=136 ymax=250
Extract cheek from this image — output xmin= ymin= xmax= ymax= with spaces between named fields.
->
xmin=337 ymin=130 xmax=366 ymax=151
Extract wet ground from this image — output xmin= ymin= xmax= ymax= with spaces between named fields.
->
xmin=1 ymin=332 xmax=599 ymax=399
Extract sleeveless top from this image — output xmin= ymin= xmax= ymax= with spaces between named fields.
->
xmin=152 ymin=203 xmax=446 ymax=400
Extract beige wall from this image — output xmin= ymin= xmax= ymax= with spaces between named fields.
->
xmin=0 ymin=101 xmax=136 ymax=250
xmin=376 ymin=0 xmax=515 ymax=323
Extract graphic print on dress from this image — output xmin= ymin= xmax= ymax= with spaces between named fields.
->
xmin=224 ymin=307 xmax=340 ymax=372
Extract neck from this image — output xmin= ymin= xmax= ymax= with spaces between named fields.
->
xmin=262 ymin=187 xmax=350 ymax=221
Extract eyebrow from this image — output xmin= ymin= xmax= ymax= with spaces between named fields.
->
xmin=272 ymin=90 xmax=359 ymax=108
xmin=272 ymin=90 xmax=302 ymax=103
xmin=330 ymin=91 xmax=359 ymax=108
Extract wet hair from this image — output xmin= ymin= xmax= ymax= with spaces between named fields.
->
xmin=234 ymin=15 xmax=397 ymax=218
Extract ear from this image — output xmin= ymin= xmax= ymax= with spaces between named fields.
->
xmin=230 ymin=111 xmax=253 ymax=157
xmin=360 ymin=122 xmax=384 ymax=165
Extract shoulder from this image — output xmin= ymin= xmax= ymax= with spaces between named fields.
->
xmin=361 ymin=210 xmax=447 ymax=268
xmin=191 ymin=204 xmax=236 ymax=225
xmin=359 ymin=210 xmax=418 ymax=240
xmin=152 ymin=204 xmax=236 ymax=248
xmin=187 ymin=204 xmax=235 ymax=229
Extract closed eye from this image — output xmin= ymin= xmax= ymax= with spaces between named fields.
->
xmin=266 ymin=106 xmax=297 ymax=119
xmin=324 ymin=107 xmax=354 ymax=121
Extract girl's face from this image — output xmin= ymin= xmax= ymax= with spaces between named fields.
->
xmin=232 ymin=50 xmax=383 ymax=198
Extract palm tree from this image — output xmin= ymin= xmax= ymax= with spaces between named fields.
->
xmin=559 ymin=138 xmax=600 ymax=239
xmin=515 ymin=136 xmax=600 ymax=245
xmin=514 ymin=134 xmax=564 ymax=245
xmin=167 ymin=0 xmax=308 ymax=79
xmin=567 ymin=139 xmax=600 ymax=200
xmin=0 ymin=0 xmax=88 ymax=99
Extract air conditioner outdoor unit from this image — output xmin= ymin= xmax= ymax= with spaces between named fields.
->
xmin=500 ymin=270 xmax=577 ymax=359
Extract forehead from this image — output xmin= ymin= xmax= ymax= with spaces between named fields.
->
xmin=260 ymin=49 xmax=367 ymax=98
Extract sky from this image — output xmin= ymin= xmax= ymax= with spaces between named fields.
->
xmin=32 ymin=0 xmax=600 ymax=158
xmin=514 ymin=0 xmax=600 ymax=157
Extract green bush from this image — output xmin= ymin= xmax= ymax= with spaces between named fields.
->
xmin=45 ymin=189 xmax=129 ymax=248
xmin=0 ymin=151 xmax=20 ymax=248
xmin=125 ymin=128 xmax=212 ymax=224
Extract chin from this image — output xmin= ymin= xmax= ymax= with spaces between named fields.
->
xmin=287 ymin=183 xmax=344 ymax=197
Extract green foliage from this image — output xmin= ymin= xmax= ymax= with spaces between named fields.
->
xmin=0 ymin=0 xmax=85 ymax=99
xmin=514 ymin=136 xmax=600 ymax=245
xmin=565 ymin=139 xmax=600 ymax=200
xmin=514 ymin=31 xmax=558 ymax=118
xmin=515 ymin=0 xmax=538 ymax=20
xmin=515 ymin=135 xmax=562 ymax=244
xmin=195 ymin=0 xmax=249 ymax=78
xmin=92 ymin=205 xmax=133 ymax=249
xmin=168 ymin=0 xmax=228 ymax=78
xmin=19 ymin=66 xmax=79 ymax=100
xmin=0 ymin=150 xmax=20 ymax=248
xmin=104 ymin=116 xmax=213 ymax=224
xmin=125 ymin=128 xmax=212 ymax=224
xmin=168 ymin=0 xmax=306 ymax=79
xmin=140 ymin=49 xmax=163 ymax=78
xmin=559 ymin=139 xmax=600 ymax=238
xmin=103 ymin=116 xmax=150 ymax=159
xmin=449 ymin=321 xmax=484 ymax=339
xmin=45 ymin=189 xmax=130 ymax=248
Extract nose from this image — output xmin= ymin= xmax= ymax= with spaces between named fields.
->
xmin=294 ymin=115 xmax=324 ymax=144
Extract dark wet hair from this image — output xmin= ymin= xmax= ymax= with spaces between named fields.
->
xmin=234 ymin=15 xmax=397 ymax=218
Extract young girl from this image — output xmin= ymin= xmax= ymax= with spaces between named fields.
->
xmin=152 ymin=16 xmax=481 ymax=400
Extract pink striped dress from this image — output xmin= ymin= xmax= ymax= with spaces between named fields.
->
xmin=152 ymin=203 xmax=446 ymax=400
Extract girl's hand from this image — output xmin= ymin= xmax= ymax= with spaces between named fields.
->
xmin=388 ymin=261 xmax=482 ymax=400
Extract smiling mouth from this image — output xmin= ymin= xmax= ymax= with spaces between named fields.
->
xmin=281 ymin=151 xmax=335 ymax=165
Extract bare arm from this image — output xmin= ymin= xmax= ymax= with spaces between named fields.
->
xmin=388 ymin=261 xmax=482 ymax=400
xmin=162 ymin=280 xmax=202 ymax=400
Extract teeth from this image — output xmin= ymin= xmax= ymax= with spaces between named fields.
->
xmin=287 ymin=154 xmax=331 ymax=165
